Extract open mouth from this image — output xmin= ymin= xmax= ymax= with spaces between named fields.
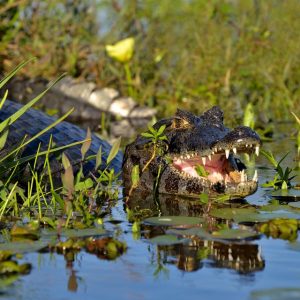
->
xmin=171 ymin=143 xmax=260 ymax=185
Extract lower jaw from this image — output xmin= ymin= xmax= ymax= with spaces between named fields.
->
xmin=158 ymin=169 xmax=258 ymax=199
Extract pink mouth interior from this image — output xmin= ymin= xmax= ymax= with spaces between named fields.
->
xmin=173 ymin=154 xmax=240 ymax=184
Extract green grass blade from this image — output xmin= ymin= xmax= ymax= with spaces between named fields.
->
xmin=0 ymin=90 xmax=8 ymax=109
xmin=0 ymin=138 xmax=89 ymax=175
xmin=0 ymin=73 xmax=65 ymax=132
xmin=0 ymin=58 xmax=36 ymax=90
xmin=0 ymin=107 xmax=74 ymax=163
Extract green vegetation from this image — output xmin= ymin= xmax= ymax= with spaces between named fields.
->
xmin=1 ymin=0 xmax=300 ymax=121
xmin=0 ymin=62 xmax=121 ymax=232
xmin=1 ymin=2 xmax=300 ymax=293
xmin=260 ymin=150 xmax=296 ymax=190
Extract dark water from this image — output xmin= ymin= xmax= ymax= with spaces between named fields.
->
xmin=1 ymin=130 xmax=300 ymax=300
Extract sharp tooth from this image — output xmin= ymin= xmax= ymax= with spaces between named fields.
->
xmin=241 ymin=170 xmax=245 ymax=182
xmin=255 ymin=146 xmax=260 ymax=156
xmin=233 ymin=147 xmax=237 ymax=154
xmin=253 ymin=170 xmax=258 ymax=182
xmin=187 ymin=154 xmax=190 ymax=159
xmin=214 ymin=148 xmax=218 ymax=153
xmin=246 ymin=144 xmax=248 ymax=148
xmin=208 ymin=154 xmax=212 ymax=161
xmin=202 ymin=157 xmax=206 ymax=165
xmin=225 ymin=149 xmax=230 ymax=159
xmin=177 ymin=159 xmax=182 ymax=163
xmin=249 ymin=144 xmax=252 ymax=148
xmin=180 ymin=155 xmax=184 ymax=159
xmin=211 ymin=151 xmax=214 ymax=155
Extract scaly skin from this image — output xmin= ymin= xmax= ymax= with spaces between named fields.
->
xmin=0 ymin=100 xmax=123 ymax=184
xmin=123 ymin=107 xmax=261 ymax=199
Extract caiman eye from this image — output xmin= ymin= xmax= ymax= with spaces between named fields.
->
xmin=171 ymin=117 xmax=192 ymax=129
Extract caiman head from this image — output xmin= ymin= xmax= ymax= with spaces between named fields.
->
xmin=122 ymin=106 xmax=261 ymax=199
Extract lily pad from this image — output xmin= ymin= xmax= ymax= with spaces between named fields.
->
xmin=211 ymin=206 xmax=300 ymax=223
xmin=210 ymin=207 xmax=266 ymax=223
xmin=147 ymin=234 xmax=188 ymax=245
xmin=167 ymin=227 xmax=211 ymax=240
xmin=168 ymin=227 xmax=259 ymax=241
xmin=211 ymin=228 xmax=259 ymax=240
xmin=144 ymin=216 xmax=203 ymax=227
xmin=251 ymin=288 xmax=300 ymax=300
xmin=288 ymin=202 xmax=300 ymax=209
xmin=60 ymin=227 xmax=107 ymax=238
xmin=271 ymin=189 xmax=300 ymax=201
xmin=0 ymin=240 xmax=49 ymax=254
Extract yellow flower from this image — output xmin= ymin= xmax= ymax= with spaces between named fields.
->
xmin=105 ymin=37 xmax=135 ymax=63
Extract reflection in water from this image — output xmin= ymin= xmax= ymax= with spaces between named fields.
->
xmin=126 ymin=190 xmax=265 ymax=274
xmin=53 ymin=237 xmax=127 ymax=292
xmin=64 ymin=252 xmax=79 ymax=292
xmin=146 ymin=230 xmax=265 ymax=274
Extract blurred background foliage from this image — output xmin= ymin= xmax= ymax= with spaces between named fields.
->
xmin=0 ymin=0 xmax=300 ymax=123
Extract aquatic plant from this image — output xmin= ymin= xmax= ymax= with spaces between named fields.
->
xmin=260 ymin=150 xmax=296 ymax=190
xmin=0 ymin=61 xmax=122 ymax=229
xmin=1 ymin=1 xmax=300 ymax=120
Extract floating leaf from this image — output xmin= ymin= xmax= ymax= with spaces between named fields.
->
xmin=272 ymin=189 xmax=300 ymax=201
xmin=251 ymin=288 xmax=300 ymax=300
xmin=211 ymin=228 xmax=259 ymax=240
xmin=210 ymin=207 xmax=257 ymax=221
xmin=167 ymin=227 xmax=211 ymax=240
xmin=61 ymin=227 xmax=107 ymax=238
xmin=289 ymin=202 xmax=300 ymax=209
xmin=144 ymin=216 xmax=204 ymax=227
xmin=148 ymin=234 xmax=188 ymax=245
xmin=168 ymin=227 xmax=259 ymax=241
xmin=0 ymin=241 xmax=49 ymax=253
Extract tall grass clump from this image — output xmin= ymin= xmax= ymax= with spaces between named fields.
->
xmin=0 ymin=61 xmax=121 ymax=227
xmin=1 ymin=1 xmax=300 ymax=123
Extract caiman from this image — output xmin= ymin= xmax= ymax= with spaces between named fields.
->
xmin=123 ymin=106 xmax=261 ymax=199
xmin=0 ymin=101 xmax=261 ymax=199
xmin=0 ymin=100 xmax=123 ymax=182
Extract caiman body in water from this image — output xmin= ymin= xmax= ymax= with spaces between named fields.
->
xmin=123 ymin=107 xmax=261 ymax=199
xmin=0 ymin=101 xmax=261 ymax=198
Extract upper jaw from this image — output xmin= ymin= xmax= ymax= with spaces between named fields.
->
xmin=168 ymin=135 xmax=261 ymax=187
